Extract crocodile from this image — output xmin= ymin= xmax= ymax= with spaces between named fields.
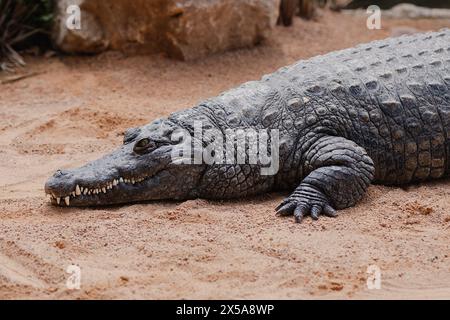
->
xmin=45 ymin=29 xmax=450 ymax=223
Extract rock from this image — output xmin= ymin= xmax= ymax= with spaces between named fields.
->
xmin=53 ymin=1 xmax=105 ymax=53
xmin=383 ymin=4 xmax=450 ymax=19
xmin=343 ymin=3 xmax=450 ymax=20
xmin=167 ymin=0 xmax=280 ymax=60
xmin=52 ymin=0 xmax=280 ymax=60
xmin=344 ymin=0 xmax=450 ymax=10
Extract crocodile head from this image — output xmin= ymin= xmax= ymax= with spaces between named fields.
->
xmin=44 ymin=119 xmax=205 ymax=207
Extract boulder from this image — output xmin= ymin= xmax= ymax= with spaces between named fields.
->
xmin=342 ymin=3 xmax=450 ymax=20
xmin=344 ymin=0 xmax=450 ymax=10
xmin=52 ymin=0 xmax=280 ymax=60
xmin=382 ymin=4 xmax=450 ymax=19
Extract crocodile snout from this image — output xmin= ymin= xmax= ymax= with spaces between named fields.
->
xmin=45 ymin=169 xmax=77 ymax=204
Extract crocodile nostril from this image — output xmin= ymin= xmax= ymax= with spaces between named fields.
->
xmin=54 ymin=169 xmax=68 ymax=177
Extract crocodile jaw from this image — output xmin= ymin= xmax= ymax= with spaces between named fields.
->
xmin=44 ymin=140 xmax=201 ymax=206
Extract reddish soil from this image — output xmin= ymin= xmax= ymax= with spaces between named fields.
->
xmin=0 ymin=11 xmax=449 ymax=299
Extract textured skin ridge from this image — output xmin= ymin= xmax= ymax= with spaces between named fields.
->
xmin=171 ymin=28 xmax=450 ymax=182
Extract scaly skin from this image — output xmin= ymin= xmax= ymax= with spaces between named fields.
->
xmin=45 ymin=29 xmax=450 ymax=223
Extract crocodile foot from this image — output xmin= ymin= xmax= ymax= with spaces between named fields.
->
xmin=276 ymin=183 xmax=338 ymax=223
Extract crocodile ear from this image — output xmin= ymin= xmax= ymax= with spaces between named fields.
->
xmin=123 ymin=127 xmax=141 ymax=145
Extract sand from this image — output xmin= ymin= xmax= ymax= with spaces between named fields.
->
xmin=0 ymin=11 xmax=449 ymax=299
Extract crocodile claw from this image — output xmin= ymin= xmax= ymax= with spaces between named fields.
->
xmin=276 ymin=187 xmax=338 ymax=223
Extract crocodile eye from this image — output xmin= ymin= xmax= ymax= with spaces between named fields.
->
xmin=133 ymin=138 xmax=154 ymax=154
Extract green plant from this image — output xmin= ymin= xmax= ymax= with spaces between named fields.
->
xmin=0 ymin=0 xmax=53 ymax=72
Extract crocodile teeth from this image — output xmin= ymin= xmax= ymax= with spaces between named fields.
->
xmin=50 ymin=175 xmax=153 ymax=204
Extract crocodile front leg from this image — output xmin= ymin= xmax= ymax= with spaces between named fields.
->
xmin=277 ymin=136 xmax=375 ymax=223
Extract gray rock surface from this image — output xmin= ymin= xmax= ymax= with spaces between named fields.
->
xmin=343 ymin=3 xmax=450 ymax=19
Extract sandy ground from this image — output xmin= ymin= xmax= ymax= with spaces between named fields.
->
xmin=1 ymin=11 xmax=450 ymax=299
